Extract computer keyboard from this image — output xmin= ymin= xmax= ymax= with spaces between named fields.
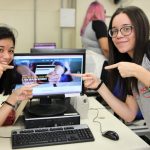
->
xmin=11 ymin=124 xmax=95 ymax=149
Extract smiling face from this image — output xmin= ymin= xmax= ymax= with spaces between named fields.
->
xmin=0 ymin=38 xmax=15 ymax=65
xmin=111 ymin=13 xmax=136 ymax=57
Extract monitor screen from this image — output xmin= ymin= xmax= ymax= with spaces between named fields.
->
xmin=13 ymin=50 xmax=85 ymax=117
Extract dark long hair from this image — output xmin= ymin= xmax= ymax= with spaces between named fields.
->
xmin=0 ymin=26 xmax=16 ymax=95
xmin=108 ymin=6 xmax=150 ymax=100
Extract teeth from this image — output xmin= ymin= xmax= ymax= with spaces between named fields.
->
xmin=1 ymin=62 xmax=8 ymax=65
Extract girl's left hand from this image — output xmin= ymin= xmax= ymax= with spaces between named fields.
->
xmin=105 ymin=62 xmax=137 ymax=78
xmin=12 ymin=83 xmax=38 ymax=100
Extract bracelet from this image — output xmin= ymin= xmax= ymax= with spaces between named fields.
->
xmin=94 ymin=80 xmax=104 ymax=91
xmin=1 ymin=101 xmax=15 ymax=109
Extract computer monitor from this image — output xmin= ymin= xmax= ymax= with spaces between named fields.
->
xmin=30 ymin=48 xmax=84 ymax=54
xmin=33 ymin=43 xmax=56 ymax=49
xmin=13 ymin=49 xmax=85 ymax=117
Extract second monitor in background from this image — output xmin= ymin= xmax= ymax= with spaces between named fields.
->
xmin=34 ymin=43 xmax=56 ymax=49
xmin=30 ymin=47 xmax=85 ymax=55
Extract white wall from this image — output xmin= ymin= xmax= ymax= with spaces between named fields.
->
xmin=0 ymin=0 xmax=34 ymax=53
xmin=0 ymin=0 xmax=150 ymax=53
xmin=35 ymin=0 xmax=61 ymax=49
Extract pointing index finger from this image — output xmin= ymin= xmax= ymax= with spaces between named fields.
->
xmin=5 ymin=65 xmax=14 ymax=69
xmin=1 ymin=64 xmax=14 ymax=70
xmin=71 ymin=73 xmax=83 ymax=78
xmin=23 ymin=83 xmax=39 ymax=89
xmin=105 ymin=63 xmax=118 ymax=70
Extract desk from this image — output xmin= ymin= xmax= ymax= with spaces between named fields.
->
xmin=0 ymin=97 xmax=149 ymax=150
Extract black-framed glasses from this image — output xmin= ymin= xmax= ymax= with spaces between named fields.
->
xmin=108 ymin=25 xmax=134 ymax=38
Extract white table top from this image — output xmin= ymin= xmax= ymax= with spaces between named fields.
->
xmin=0 ymin=97 xmax=149 ymax=150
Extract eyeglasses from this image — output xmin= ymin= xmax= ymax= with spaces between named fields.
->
xmin=108 ymin=25 xmax=134 ymax=38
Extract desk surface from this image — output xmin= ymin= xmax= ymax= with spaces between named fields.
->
xmin=0 ymin=97 xmax=149 ymax=150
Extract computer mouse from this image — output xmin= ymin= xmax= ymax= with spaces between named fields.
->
xmin=102 ymin=130 xmax=119 ymax=141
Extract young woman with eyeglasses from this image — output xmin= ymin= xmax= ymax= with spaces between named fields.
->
xmin=72 ymin=6 xmax=150 ymax=128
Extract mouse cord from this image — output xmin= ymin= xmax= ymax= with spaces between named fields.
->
xmin=89 ymin=108 xmax=105 ymax=135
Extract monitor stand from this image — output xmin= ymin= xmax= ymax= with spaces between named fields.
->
xmin=27 ymin=97 xmax=67 ymax=117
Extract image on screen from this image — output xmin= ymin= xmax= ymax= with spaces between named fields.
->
xmin=13 ymin=53 xmax=85 ymax=98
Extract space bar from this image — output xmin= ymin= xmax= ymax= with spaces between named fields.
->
xmin=29 ymin=139 xmax=68 ymax=145
xmin=29 ymin=140 xmax=49 ymax=145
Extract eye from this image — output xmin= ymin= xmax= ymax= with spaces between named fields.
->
xmin=111 ymin=28 xmax=118 ymax=35
xmin=9 ymin=48 xmax=14 ymax=54
xmin=123 ymin=26 xmax=131 ymax=32
xmin=0 ymin=48 xmax=4 ymax=53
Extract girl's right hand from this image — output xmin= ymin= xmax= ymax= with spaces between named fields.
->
xmin=0 ymin=63 xmax=14 ymax=78
xmin=71 ymin=73 xmax=101 ymax=89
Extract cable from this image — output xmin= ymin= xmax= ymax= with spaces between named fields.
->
xmin=89 ymin=108 xmax=106 ymax=135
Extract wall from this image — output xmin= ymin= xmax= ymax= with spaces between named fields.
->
xmin=0 ymin=0 xmax=150 ymax=53
xmin=0 ymin=0 xmax=76 ymax=52
xmin=0 ymin=0 xmax=34 ymax=53
xmin=35 ymin=0 xmax=61 ymax=49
